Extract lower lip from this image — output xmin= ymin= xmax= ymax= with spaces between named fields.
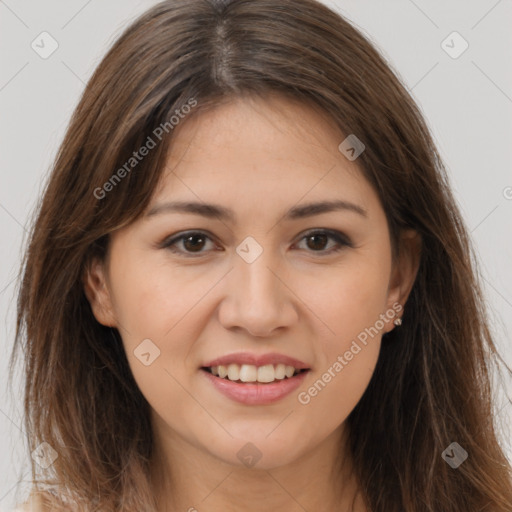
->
xmin=201 ymin=369 xmax=309 ymax=405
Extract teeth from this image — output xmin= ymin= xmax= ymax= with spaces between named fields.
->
xmin=227 ymin=363 xmax=239 ymax=381
xmin=274 ymin=363 xmax=286 ymax=379
xmin=284 ymin=365 xmax=295 ymax=378
xmin=209 ymin=363 xmax=302 ymax=383
xmin=239 ymin=364 xmax=257 ymax=382
xmin=257 ymin=364 xmax=275 ymax=383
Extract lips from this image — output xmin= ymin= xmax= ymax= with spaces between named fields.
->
xmin=201 ymin=352 xmax=310 ymax=384
xmin=202 ymin=352 xmax=310 ymax=370
xmin=201 ymin=366 xmax=309 ymax=405
xmin=204 ymin=363 xmax=307 ymax=383
xmin=200 ymin=352 xmax=311 ymax=404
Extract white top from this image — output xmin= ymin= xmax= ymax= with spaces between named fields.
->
xmin=10 ymin=493 xmax=45 ymax=512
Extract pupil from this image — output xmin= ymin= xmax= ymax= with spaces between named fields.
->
xmin=182 ymin=234 xmax=328 ymax=252
xmin=307 ymin=234 xmax=327 ymax=250
xmin=184 ymin=235 xmax=205 ymax=252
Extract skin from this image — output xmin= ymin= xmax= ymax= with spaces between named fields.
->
xmin=84 ymin=94 xmax=421 ymax=512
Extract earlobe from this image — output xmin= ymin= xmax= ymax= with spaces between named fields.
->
xmin=82 ymin=257 xmax=117 ymax=328
xmin=385 ymin=229 xmax=422 ymax=331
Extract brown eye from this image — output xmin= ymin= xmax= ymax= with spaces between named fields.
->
xmin=161 ymin=229 xmax=352 ymax=258
xmin=182 ymin=234 xmax=206 ymax=252
xmin=162 ymin=231 xmax=217 ymax=256
xmin=305 ymin=233 xmax=329 ymax=251
xmin=296 ymin=229 xmax=353 ymax=254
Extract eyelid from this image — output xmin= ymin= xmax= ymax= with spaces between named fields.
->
xmin=159 ymin=230 xmax=221 ymax=254
xmin=160 ymin=228 xmax=353 ymax=256
xmin=298 ymin=228 xmax=353 ymax=247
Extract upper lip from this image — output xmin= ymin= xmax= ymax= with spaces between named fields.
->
xmin=202 ymin=352 xmax=310 ymax=370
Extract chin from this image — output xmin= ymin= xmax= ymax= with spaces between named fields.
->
xmin=207 ymin=434 xmax=307 ymax=471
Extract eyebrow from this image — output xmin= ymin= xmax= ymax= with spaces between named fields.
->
xmin=145 ymin=199 xmax=367 ymax=222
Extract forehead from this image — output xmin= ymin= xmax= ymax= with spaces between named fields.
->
xmin=150 ymin=94 xmax=380 ymax=220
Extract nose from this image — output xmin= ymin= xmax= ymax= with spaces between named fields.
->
xmin=217 ymin=247 xmax=298 ymax=337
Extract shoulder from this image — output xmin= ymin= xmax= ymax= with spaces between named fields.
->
xmin=11 ymin=490 xmax=81 ymax=512
xmin=11 ymin=491 xmax=56 ymax=512
xmin=11 ymin=495 xmax=44 ymax=512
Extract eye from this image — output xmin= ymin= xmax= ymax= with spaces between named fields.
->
xmin=294 ymin=229 xmax=353 ymax=254
xmin=161 ymin=228 xmax=353 ymax=257
xmin=161 ymin=231 xmax=219 ymax=257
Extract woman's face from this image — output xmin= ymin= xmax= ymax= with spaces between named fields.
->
xmin=85 ymin=94 xmax=418 ymax=471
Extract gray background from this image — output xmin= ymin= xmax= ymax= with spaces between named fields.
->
xmin=1 ymin=0 xmax=511 ymax=509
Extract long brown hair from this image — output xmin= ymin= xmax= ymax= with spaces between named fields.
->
xmin=10 ymin=0 xmax=512 ymax=510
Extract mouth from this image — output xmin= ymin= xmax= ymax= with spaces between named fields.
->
xmin=201 ymin=364 xmax=310 ymax=384
xmin=200 ymin=363 xmax=310 ymax=405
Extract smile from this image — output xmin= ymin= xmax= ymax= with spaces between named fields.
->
xmin=201 ymin=365 xmax=310 ymax=405
xmin=204 ymin=363 xmax=307 ymax=383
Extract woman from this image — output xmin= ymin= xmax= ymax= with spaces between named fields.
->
xmin=10 ymin=0 xmax=512 ymax=510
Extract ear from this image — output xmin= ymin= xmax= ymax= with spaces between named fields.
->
xmin=383 ymin=229 xmax=422 ymax=333
xmin=82 ymin=257 xmax=117 ymax=328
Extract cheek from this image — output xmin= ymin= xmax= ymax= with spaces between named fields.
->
xmin=108 ymin=262 xmax=197 ymax=419
xmin=297 ymin=342 xmax=379 ymax=438
xmin=293 ymin=248 xmax=390 ymax=419
xmin=106 ymin=256 xmax=215 ymax=397
xmin=297 ymin=280 xmax=386 ymax=433
xmin=108 ymin=254 xmax=202 ymax=341
xmin=298 ymin=248 xmax=392 ymax=345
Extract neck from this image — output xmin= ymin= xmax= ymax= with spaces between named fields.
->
xmin=149 ymin=422 xmax=366 ymax=512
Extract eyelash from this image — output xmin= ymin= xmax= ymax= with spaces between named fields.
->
xmin=160 ymin=229 xmax=354 ymax=257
